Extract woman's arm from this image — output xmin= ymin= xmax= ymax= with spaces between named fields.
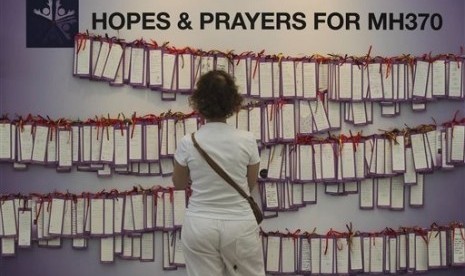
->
xmin=172 ymin=160 xmax=190 ymax=190
xmin=247 ymin=162 xmax=260 ymax=192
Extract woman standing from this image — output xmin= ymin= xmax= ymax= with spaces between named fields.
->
xmin=172 ymin=70 xmax=265 ymax=276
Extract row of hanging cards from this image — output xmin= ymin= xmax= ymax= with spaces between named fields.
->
xmin=0 ymin=103 xmax=451 ymax=170
xmin=0 ymin=114 xmax=200 ymax=176
xmin=357 ymin=176 xmax=424 ymax=210
xmin=4 ymin=222 xmax=465 ymax=272
xmin=73 ymin=35 xmax=465 ymax=102
xmin=100 ymin=229 xmax=185 ymax=267
xmin=0 ymin=188 xmax=188 ymax=257
xmin=327 ymin=58 xmax=465 ymax=102
xmin=261 ymin=224 xmax=465 ymax=275
xmin=259 ymin=181 xmax=316 ymax=217
xmin=226 ymin=99 xmax=341 ymax=144
xmin=225 ymin=99 xmax=452 ymax=144
xmin=1 ymin=115 xmax=462 ymax=179
xmin=258 ymin=125 xmax=460 ymax=184
xmin=0 ymin=103 xmax=375 ymax=177
xmin=0 ymin=104 xmax=340 ymax=175
xmin=74 ymin=35 xmax=236 ymax=101
xmin=99 ymin=232 xmax=156 ymax=263
xmin=259 ymin=174 xmax=425 ymax=215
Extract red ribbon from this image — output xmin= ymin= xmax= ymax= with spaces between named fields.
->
xmin=252 ymin=50 xmax=265 ymax=80
xmin=75 ymin=33 xmax=89 ymax=54
xmin=295 ymin=135 xmax=314 ymax=145
xmin=324 ymin=228 xmax=344 ymax=254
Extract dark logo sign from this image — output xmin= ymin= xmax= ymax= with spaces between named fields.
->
xmin=26 ymin=0 xmax=79 ymax=48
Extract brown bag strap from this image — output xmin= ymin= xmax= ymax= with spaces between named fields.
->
xmin=191 ymin=133 xmax=250 ymax=200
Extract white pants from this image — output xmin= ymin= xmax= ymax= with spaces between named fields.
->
xmin=181 ymin=215 xmax=265 ymax=276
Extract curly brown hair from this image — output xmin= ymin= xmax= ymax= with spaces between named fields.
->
xmin=189 ymin=70 xmax=243 ymax=120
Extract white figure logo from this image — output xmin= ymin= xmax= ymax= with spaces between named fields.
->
xmin=33 ymin=0 xmax=77 ymax=41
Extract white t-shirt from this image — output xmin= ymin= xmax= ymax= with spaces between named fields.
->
xmin=174 ymin=122 xmax=260 ymax=220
